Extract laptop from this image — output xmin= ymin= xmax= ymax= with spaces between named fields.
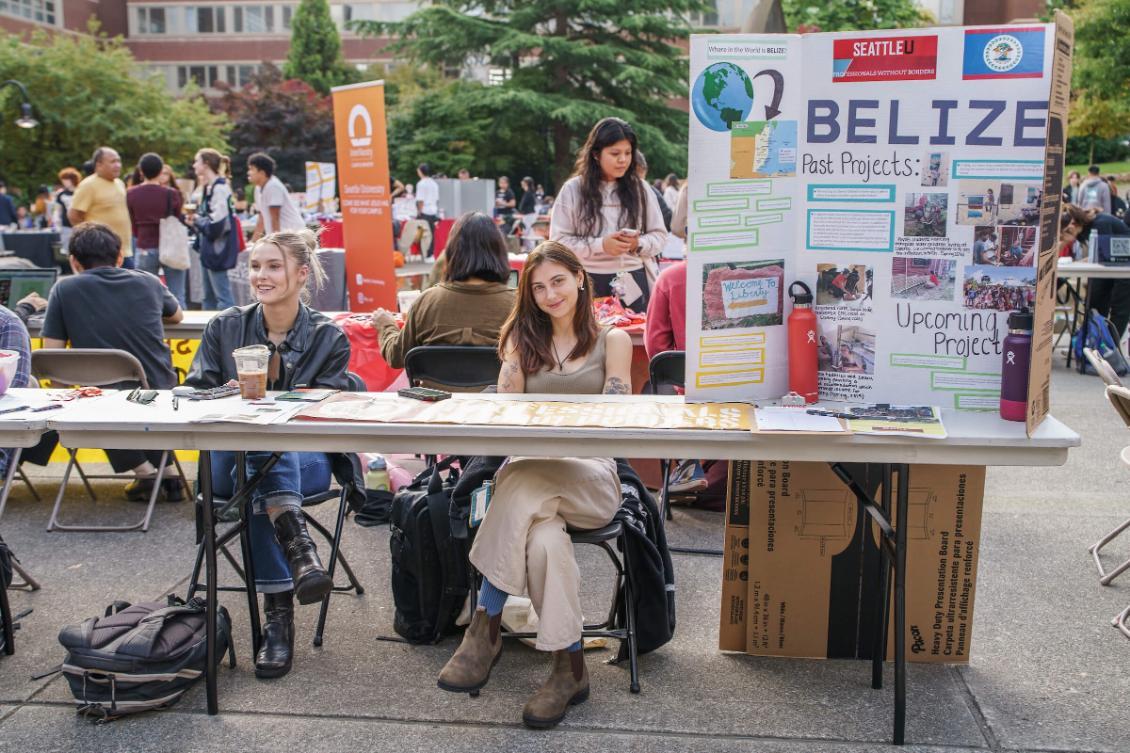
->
xmin=0 ymin=268 xmax=58 ymax=308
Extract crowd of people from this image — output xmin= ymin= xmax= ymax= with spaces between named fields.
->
xmin=0 ymin=116 xmax=695 ymax=730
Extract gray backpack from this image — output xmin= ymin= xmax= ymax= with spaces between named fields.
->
xmin=58 ymin=597 xmax=234 ymax=722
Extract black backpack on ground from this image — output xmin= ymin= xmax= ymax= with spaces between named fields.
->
xmin=58 ymin=596 xmax=234 ymax=722
xmin=389 ymin=458 xmax=471 ymax=643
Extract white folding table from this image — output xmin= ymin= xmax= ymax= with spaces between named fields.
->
xmin=44 ymin=390 xmax=1080 ymax=744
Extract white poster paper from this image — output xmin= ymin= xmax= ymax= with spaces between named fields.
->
xmin=686 ymin=21 xmax=1067 ymax=412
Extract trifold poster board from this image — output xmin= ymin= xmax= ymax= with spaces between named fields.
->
xmin=687 ymin=14 xmax=1072 ymax=435
xmin=720 ymin=461 xmax=985 ymax=663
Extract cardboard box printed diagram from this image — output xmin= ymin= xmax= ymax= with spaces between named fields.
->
xmin=721 ymin=461 xmax=985 ymax=664
xmin=686 ymin=15 xmax=1073 ymax=435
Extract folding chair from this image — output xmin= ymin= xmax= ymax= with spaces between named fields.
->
xmin=30 ymin=348 xmax=191 ymax=533
xmin=187 ymin=372 xmax=367 ymax=649
xmin=403 ymin=345 xmax=502 ymax=391
xmin=0 ymin=448 xmax=41 ymax=520
xmin=1083 ymin=347 xmax=1124 ymax=387
xmin=470 ymin=520 xmax=640 ymax=694
xmin=1089 ymin=386 xmax=1130 ymax=590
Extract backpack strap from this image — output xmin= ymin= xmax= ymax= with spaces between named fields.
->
xmin=425 ymin=486 xmax=467 ymax=642
xmin=105 ymin=601 xmax=206 ymax=659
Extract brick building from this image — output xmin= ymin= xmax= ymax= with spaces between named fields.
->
xmin=0 ymin=0 xmax=1052 ymax=95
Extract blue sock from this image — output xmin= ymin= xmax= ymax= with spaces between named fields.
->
xmin=567 ymin=640 xmax=582 ymax=653
xmin=478 ymin=578 xmax=508 ymax=617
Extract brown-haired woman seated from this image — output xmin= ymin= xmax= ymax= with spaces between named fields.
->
xmin=372 ymin=211 xmax=515 ymax=378
xmin=436 ymin=241 xmax=633 ymax=729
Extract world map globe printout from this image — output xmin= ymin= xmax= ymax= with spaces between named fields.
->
xmin=692 ymin=62 xmax=754 ymax=132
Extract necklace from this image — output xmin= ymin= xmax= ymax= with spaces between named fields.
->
xmin=551 ymin=338 xmax=571 ymax=372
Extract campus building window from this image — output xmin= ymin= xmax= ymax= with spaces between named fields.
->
xmin=185 ymin=6 xmax=226 ymax=34
xmin=225 ymin=64 xmax=259 ymax=87
xmin=177 ymin=64 xmax=220 ymax=89
xmin=135 ymin=6 xmax=166 ymax=34
xmin=281 ymin=4 xmax=294 ymax=29
xmin=233 ymin=5 xmax=274 ymax=33
xmin=0 ymin=0 xmax=59 ymax=26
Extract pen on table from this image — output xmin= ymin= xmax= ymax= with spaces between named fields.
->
xmin=30 ymin=403 xmax=63 ymax=412
xmin=0 ymin=406 xmax=28 ymax=416
xmin=173 ymin=395 xmax=179 ymax=412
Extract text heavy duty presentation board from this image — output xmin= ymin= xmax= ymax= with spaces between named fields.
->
xmin=687 ymin=14 xmax=1073 ymax=435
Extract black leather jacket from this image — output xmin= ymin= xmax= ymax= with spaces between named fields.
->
xmin=184 ymin=302 xmax=364 ymax=509
xmin=185 ymin=303 xmax=350 ymax=391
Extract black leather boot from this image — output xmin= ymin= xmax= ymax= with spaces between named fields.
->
xmin=272 ymin=509 xmax=333 ymax=604
xmin=255 ymin=590 xmax=294 ymax=679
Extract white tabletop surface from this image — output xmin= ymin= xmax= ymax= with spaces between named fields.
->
xmin=1056 ymin=260 xmax=1130 ymax=279
xmin=38 ymin=389 xmax=1080 ymax=467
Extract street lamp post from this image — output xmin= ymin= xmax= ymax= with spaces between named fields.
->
xmin=0 ymin=80 xmax=37 ymax=129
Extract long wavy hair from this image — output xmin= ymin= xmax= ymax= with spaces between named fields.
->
xmin=571 ymin=117 xmax=645 ymax=238
xmin=498 ymin=242 xmax=599 ymax=375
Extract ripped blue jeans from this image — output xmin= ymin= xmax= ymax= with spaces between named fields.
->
xmin=209 ymin=451 xmax=332 ymax=593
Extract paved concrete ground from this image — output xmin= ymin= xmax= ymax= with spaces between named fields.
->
xmin=0 ymin=365 xmax=1125 ymax=752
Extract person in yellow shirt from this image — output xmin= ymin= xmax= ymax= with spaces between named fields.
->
xmin=69 ymin=147 xmax=134 ymax=267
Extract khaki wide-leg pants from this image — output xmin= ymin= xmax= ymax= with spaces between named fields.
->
xmin=469 ymin=457 xmax=621 ymax=651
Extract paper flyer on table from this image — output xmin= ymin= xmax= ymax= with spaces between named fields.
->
xmin=191 ymin=402 xmax=306 ymax=425
xmin=843 ymin=404 xmax=947 ymax=438
xmin=294 ymin=394 xmax=754 ymax=431
xmin=685 ymin=18 xmax=1071 ymax=433
xmin=753 ymin=407 xmax=848 ymax=433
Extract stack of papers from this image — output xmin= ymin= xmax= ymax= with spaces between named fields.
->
xmin=753 ymin=407 xmax=847 ymax=433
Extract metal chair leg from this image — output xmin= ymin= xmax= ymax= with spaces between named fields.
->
xmin=872 ymin=464 xmax=892 ymax=690
xmin=1114 ymin=603 xmax=1130 ymax=639
xmin=659 ymin=458 xmax=672 ymax=522
xmin=314 ymin=487 xmax=355 ymax=647
xmin=0 ymin=448 xmax=22 ymax=520
xmin=235 ymin=453 xmax=262 ymax=660
xmin=305 ymin=513 xmax=364 ymax=593
xmin=9 ymin=560 xmax=41 ymax=592
xmin=620 ymin=534 xmax=641 ymax=694
xmin=18 ymin=466 xmax=40 ymax=503
xmin=1089 ymin=516 xmax=1130 ymax=585
xmin=73 ymin=457 xmax=97 ymax=501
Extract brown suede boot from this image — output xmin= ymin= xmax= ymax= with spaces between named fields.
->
xmin=437 ymin=608 xmax=502 ymax=695
xmin=522 ymin=648 xmax=589 ymax=729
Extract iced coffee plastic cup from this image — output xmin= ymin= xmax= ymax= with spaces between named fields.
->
xmin=233 ymin=345 xmax=270 ymax=400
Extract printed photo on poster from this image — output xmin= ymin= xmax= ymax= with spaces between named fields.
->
xmin=702 ymin=260 xmax=785 ymax=330
xmin=903 ymin=193 xmax=948 ymax=237
xmin=921 ymin=151 xmax=949 ymax=187
xmin=956 ymin=181 xmax=1041 ymax=226
xmin=972 ymin=226 xmax=999 ymax=264
xmin=891 ymin=257 xmax=956 ymax=300
xmin=816 ymin=263 xmax=871 ymax=307
xmin=996 ymin=225 xmax=1037 ymax=266
xmin=817 ymin=322 xmax=876 ymax=374
xmin=962 ymin=264 xmax=1036 ymax=311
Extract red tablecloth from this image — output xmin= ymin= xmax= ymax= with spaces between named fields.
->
xmin=320 ymin=219 xmax=344 ymax=248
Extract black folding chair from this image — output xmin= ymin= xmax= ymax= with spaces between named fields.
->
xmin=187 ymin=372 xmax=367 ymax=649
xmin=404 ymin=345 xmax=503 ymax=463
xmin=403 ymin=345 xmax=502 ymax=391
xmin=470 ymin=520 xmax=640 ymax=694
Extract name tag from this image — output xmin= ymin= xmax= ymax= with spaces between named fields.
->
xmin=469 ymin=481 xmax=493 ymax=528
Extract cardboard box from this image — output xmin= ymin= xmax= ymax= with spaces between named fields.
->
xmin=720 ymin=461 xmax=985 ymax=663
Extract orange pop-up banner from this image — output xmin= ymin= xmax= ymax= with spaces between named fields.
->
xmin=331 ymin=81 xmax=396 ymax=311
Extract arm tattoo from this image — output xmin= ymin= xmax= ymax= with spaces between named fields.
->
xmin=603 ymin=376 xmax=629 ymax=395
xmin=499 ymin=361 xmax=519 ymax=391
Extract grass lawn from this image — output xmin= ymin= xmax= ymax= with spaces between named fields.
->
xmin=1066 ymin=160 xmax=1130 ymax=176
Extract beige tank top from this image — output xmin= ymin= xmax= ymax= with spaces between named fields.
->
xmin=524 ymin=327 xmax=610 ymax=395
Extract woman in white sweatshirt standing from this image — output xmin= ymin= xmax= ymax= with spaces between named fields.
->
xmin=550 ymin=118 xmax=667 ymax=311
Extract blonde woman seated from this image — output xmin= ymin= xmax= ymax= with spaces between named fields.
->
xmin=437 ymin=242 xmax=632 ymax=729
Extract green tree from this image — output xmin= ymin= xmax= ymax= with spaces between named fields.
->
xmin=781 ymin=0 xmax=930 ymax=31
xmin=0 ymin=26 xmax=229 ymax=196
xmin=353 ymin=1 xmax=709 ymax=188
xmin=212 ymin=65 xmax=336 ymax=196
xmin=1045 ymin=1 xmax=1130 ymax=161
xmin=284 ymin=0 xmax=359 ymax=95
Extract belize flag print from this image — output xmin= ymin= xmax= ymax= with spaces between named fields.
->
xmin=962 ymin=27 xmax=1045 ymax=79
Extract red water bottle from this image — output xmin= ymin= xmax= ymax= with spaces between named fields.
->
xmin=787 ymin=281 xmax=818 ymax=403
